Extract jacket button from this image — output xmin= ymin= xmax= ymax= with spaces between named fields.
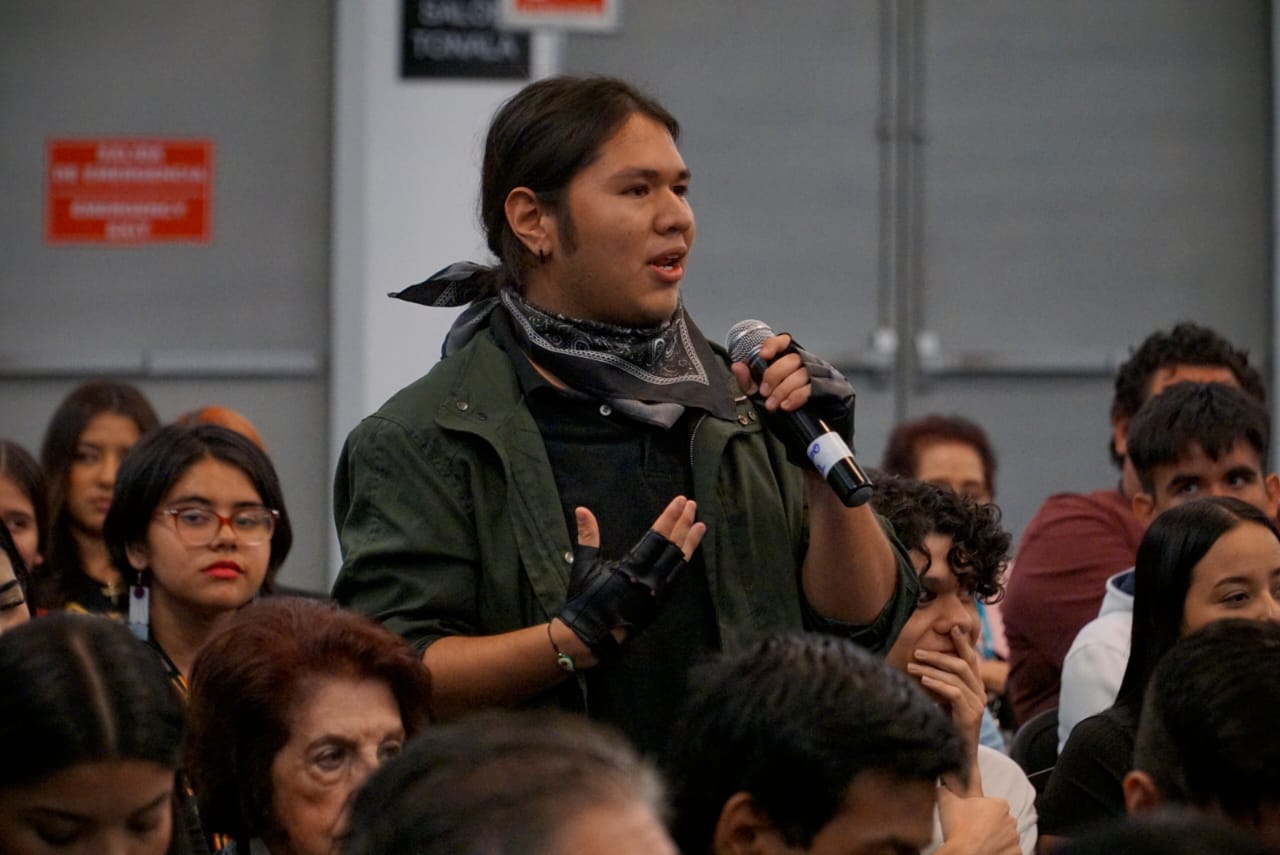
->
xmin=738 ymin=414 xmax=749 ymax=425
xmin=563 ymin=551 xmax=573 ymax=563
xmin=599 ymin=404 xmax=613 ymax=417
xmin=455 ymin=401 xmax=469 ymax=412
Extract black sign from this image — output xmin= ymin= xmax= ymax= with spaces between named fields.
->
xmin=402 ymin=0 xmax=530 ymax=80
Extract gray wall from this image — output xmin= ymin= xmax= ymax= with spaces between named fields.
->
xmin=0 ymin=1 xmax=1273 ymax=575
xmin=563 ymin=0 xmax=1273 ymax=538
xmin=1 ymin=1 xmax=333 ymax=591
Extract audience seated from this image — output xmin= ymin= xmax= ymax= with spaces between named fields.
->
xmin=882 ymin=413 xmax=997 ymax=505
xmin=662 ymin=632 xmax=1018 ymax=855
xmin=881 ymin=415 xmax=1011 ymax=744
xmin=0 ymin=439 xmax=47 ymax=574
xmin=1124 ymin=619 xmax=1280 ymax=851
xmin=36 ymin=378 xmax=160 ymax=617
xmin=185 ymin=596 xmax=431 ymax=855
xmin=871 ymin=476 xmax=1037 ymax=853
xmin=346 ymin=709 xmax=675 ymax=855
xmin=1037 ymin=498 xmax=1280 ymax=847
xmin=102 ymin=422 xmax=294 ymax=684
xmin=1003 ymin=323 xmax=1264 ymax=725
xmin=1057 ymin=382 xmax=1278 ymax=751
xmin=0 ymin=521 xmax=31 ymax=633
xmin=0 ymin=612 xmax=191 ymax=855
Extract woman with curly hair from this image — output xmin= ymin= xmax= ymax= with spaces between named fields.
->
xmin=871 ymin=474 xmax=1036 ymax=854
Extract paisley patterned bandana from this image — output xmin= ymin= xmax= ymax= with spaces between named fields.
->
xmin=499 ymin=289 xmax=738 ymax=421
xmin=390 ymin=261 xmax=738 ymax=420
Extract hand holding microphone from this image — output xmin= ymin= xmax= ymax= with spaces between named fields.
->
xmin=727 ymin=320 xmax=873 ymax=507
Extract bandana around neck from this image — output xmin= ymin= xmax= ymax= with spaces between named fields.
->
xmin=499 ymin=289 xmax=738 ymax=420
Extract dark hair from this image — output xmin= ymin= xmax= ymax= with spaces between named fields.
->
xmin=1115 ymin=498 xmax=1279 ymax=709
xmin=869 ymin=474 xmax=1010 ymax=603
xmin=1127 ymin=382 xmax=1270 ymax=495
xmin=103 ymin=422 xmax=293 ymax=588
xmin=473 ymin=75 xmax=679 ymax=293
xmin=881 ymin=414 xmax=998 ymax=498
xmin=1134 ymin=620 xmax=1280 ymax=829
xmin=0 ymin=518 xmax=29 ymax=605
xmin=185 ymin=597 xmax=432 ymax=842
xmin=0 ymin=612 xmax=183 ymax=784
xmin=1110 ymin=323 xmax=1265 ymax=466
xmin=37 ymin=379 xmax=159 ymax=609
xmin=0 ymin=439 xmax=47 ymax=567
xmin=663 ymin=633 xmax=963 ymax=854
xmin=1056 ymin=811 xmax=1270 ymax=855
xmin=345 ymin=709 xmax=664 ymax=855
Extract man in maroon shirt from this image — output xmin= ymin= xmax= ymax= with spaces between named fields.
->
xmin=1002 ymin=323 xmax=1265 ymax=725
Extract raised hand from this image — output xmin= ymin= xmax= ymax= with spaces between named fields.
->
xmin=559 ymin=496 xmax=706 ymax=658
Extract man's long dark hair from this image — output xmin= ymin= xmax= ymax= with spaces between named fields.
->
xmin=473 ymin=75 xmax=679 ymax=294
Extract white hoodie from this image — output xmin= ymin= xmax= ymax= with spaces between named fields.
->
xmin=1057 ymin=569 xmax=1135 ymax=753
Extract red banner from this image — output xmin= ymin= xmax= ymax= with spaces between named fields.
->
xmin=46 ymin=138 xmax=213 ymax=244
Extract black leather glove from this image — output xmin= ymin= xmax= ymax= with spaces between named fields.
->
xmin=760 ymin=340 xmax=857 ymax=467
xmin=558 ymin=529 xmax=688 ymax=659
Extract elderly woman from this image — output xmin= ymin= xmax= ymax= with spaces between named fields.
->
xmin=185 ymin=597 xmax=432 ymax=855
xmin=0 ymin=613 xmax=189 ymax=855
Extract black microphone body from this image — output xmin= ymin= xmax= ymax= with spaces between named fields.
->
xmin=726 ymin=320 xmax=874 ymax=508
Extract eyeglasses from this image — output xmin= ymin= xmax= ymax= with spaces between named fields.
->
xmin=155 ymin=506 xmax=279 ymax=547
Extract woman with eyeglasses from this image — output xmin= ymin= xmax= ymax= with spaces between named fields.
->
xmin=103 ymin=422 xmax=293 ymax=688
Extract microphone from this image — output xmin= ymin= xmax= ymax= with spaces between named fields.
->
xmin=726 ymin=320 xmax=874 ymax=508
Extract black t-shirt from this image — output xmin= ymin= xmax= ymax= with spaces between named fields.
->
xmin=1037 ymin=703 xmax=1138 ymax=836
xmin=494 ymin=310 xmax=720 ymax=755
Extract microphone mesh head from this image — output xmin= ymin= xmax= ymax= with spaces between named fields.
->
xmin=726 ymin=319 xmax=775 ymax=363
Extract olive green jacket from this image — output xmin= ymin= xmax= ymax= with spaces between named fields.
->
xmin=333 ymin=326 xmax=916 ymax=699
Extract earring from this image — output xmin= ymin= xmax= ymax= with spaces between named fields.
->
xmin=538 ymin=248 xmax=547 ymax=264
xmin=128 ymin=571 xmax=150 ymax=641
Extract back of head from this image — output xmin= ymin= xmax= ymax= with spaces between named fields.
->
xmin=480 ymin=75 xmax=678 ymax=290
xmin=0 ymin=612 xmax=182 ymax=790
xmin=1118 ymin=497 xmax=1277 ymax=709
xmin=1127 ymin=382 xmax=1270 ymax=494
xmin=663 ymin=632 xmax=962 ymax=855
xmin=175 ymin=405 xmax=267 ymax=450
xmin=1056 ymin=811 xmax=1270 ymax=855
xmin=345 ymin=709 xmax=663 ymax=855
xmin=185 ymin=596 xmax=431 ymax=841
xmin=1111 ymin=323 xmax=1264 ymax=466
xmin=881 ymin=413 xmax=998 ymax=497
xmin=103 ymin=422 xmax=294 ymax=583
xmin=869 ymin=474 xmax=1010 ymax=603
xmin=1134 ymin=619 xmax=1280 ymax=826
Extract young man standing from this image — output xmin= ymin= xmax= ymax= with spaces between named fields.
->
xmin=1003 ymin=323 xmax=1264 ymax=723
xmin=332 ymin=76 xmax=916 ymax=753
xmin=1056 ymin=381 xmax=1280 ymax=749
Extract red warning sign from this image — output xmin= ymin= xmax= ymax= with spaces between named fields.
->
xmin=46 ymin=138 xmax=213 ymax=244
xmin=499 ymin=0 xmax=618 ymax=31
